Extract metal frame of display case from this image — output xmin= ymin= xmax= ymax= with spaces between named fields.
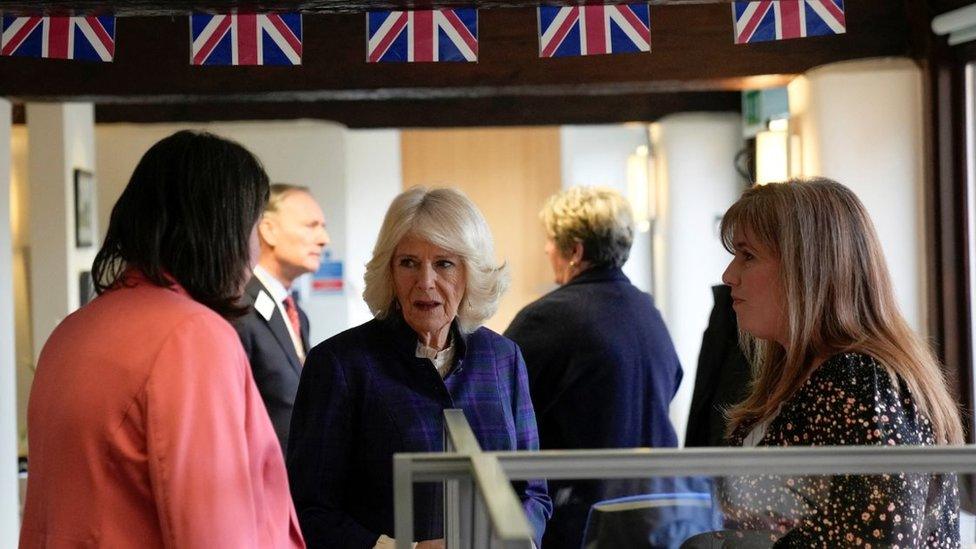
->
xmin=392 ymin=409 xmax=976 ymax=549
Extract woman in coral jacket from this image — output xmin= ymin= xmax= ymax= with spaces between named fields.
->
xmin=19 ymin=131 xmax=304 ymax=549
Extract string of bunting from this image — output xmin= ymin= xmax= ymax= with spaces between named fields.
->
xmin=0 ymin=0 xmax=845 ymax=65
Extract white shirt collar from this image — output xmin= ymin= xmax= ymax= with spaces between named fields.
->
xmin=253 ymin=264 xmax=306 ymax=362
xmin=416 ymin=340 xmax=455 ymax=379
xmin=253 ymin=264 xmax=290 ymax=302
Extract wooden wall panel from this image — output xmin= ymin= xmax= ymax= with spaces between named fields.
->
xmin=401 ymin=128 xmax=561 ymax=333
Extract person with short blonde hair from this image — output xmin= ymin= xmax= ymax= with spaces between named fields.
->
xmin=363 ymin=186 xmax=509 ymax=333
xmin=719 ymin=177 xmax=962 ymax=545
xmin=288 ymin=187 xmax=551 ymax=549
xmin=540 ymin=186 xmax=634 ymax=280
xmin=506 ymin=186 xmax=682 ymax=549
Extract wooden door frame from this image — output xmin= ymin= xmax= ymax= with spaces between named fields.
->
xmin=923 ymin=32 xmax=976 ymax=440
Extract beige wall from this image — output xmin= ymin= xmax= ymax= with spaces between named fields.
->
xmin=401 ymin=128 xmax=562 ymax=333
xmin=11 ymin=126 xmax=30 ymax=455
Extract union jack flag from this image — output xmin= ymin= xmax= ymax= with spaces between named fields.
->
xmin=367 ymin=9 xmax=478 ymax=63
xmin=1 ymin=16 xmax=115 ymax=62
xmin=733 ymin=0 xmax=845 ymax=44
xmin=190 ymin=13 xmax=302 ymax=66
xmin=538 ymin=4 xmax=650 ymax=58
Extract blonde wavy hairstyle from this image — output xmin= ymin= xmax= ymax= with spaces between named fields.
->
xmin=540 ymin=186 xmax=635 ymax=267
xmin=721 ymin=178 xmax=963 ymax=445
xmin=363 ymin=187 xmax=509 ymax=333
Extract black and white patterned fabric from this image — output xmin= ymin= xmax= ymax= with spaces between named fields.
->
xmin=721 ymin=352 xmax=960 ymax=548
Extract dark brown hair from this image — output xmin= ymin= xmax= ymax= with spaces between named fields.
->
xmin=92 ymin=130 xmax=269 ymax=318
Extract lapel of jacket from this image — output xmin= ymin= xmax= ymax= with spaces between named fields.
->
xmin=247 ymin=276 xmax=304 ymax=374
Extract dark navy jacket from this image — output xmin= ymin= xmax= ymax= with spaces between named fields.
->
xmin=505 ymin=266 xmax=682 ymax=548
xmin=287 ymin=314 xmax=551 ymax=548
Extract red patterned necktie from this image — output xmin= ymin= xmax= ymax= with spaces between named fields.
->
xmin=282 ymin=295 xmax=302 ymax=341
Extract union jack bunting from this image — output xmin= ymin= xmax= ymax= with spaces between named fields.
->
xmin=733 ymin=0 xmax=845 ymax=45
xmin=1 ymin=16 xmax=115 ymax=62
xmin=367 ymin=9 xmax=478 ymax=63
xmin=538 ymin=4 xmax=650 ymax=58
xmin=190 ymin=13 xmax=302 ymax=66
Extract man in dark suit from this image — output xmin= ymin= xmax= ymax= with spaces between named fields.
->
xmin=235 ymin=184 xmax=330 ymax=451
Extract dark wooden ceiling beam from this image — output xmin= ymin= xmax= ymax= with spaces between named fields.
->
xmin=84 ymin=90 xmax=741 ymax=127
xmin=927 ymin=0 xmax=976 ymax=16
xmin=12 ymin=74 xmax=793 ymax=103
xmin=0 ymin=2 xmax=910 ymax=101
xmin=0 ymin=1 xmax=919 ymax=126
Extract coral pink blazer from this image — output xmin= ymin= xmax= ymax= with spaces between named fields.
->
xmin=19 ymin=273 xmax=305 ymax=548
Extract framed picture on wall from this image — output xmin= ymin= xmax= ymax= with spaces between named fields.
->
xmin=73 ymin=169 xmax=96 ymax=248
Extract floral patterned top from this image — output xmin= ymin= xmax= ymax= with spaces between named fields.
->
xmin=721 ymin=352 xmax=959 ymax=548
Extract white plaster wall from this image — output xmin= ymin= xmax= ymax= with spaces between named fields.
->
xmin=95 ymin=121 xmax=350 ymax=345
xmin=343 ymin=129 xmax=402 ymax=330
xmin=0 ymin=98 xmax=20 ymax=546
xmin=559 ymin=125 xmax=653 ymax=292
xmin=788 ymin=57 xmax=925 ymax=332
xmin=26 ymin=103 xmax=97 ymax=363
xmin=651 ymin=113 xmax=744 ymax=445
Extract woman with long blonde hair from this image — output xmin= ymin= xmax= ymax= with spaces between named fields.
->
xmin=719 ymin=177 xmax=962 ymax=546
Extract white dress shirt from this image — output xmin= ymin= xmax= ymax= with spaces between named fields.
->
xmin=415 ymin=340 xmax=455 ymax=379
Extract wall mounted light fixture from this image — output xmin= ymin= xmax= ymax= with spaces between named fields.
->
xmin=755 ymin=117 xmax=790 ymax=185
xmin=626 ymin=144 xmax=654 ymax=232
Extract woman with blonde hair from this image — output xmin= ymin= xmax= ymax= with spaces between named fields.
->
xmin=720 ymin=177 xmax=962 ymax=546
xmin=287 ymin=187 xmax=551 ymax=549
xmin=506 ymin=186 xmax=683 ymax=548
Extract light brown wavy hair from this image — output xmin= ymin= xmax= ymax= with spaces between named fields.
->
xmin=540 ymin=186 xmax=635 ymax=268
xmin=721 ymin=178 xmax=963 ymax=445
